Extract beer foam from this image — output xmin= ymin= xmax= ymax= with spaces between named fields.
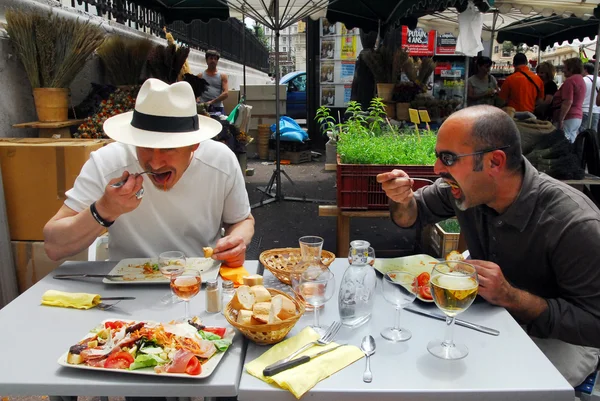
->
xmin=435 ymin=274 xmax=477 ymax=290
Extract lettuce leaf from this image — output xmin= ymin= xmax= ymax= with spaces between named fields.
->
xmin=129 ymin=354 xmax=165 ymax=370
xmin=212 ymin=339 xmax=232 ymax=352
xmin=198 ymin=330 xmax=221 ymax=341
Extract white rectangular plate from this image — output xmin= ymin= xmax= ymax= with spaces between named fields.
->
xmin=374 ymin=254 xmax=439 ymax=303
xmin=102 ymin=257 xmax=220 ymax=285
xmin=57 ymin=320 xmax=234 ymax=379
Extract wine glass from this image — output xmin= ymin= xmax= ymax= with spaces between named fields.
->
xmin=291 ymin=236 xmax=326 ymax=311
xmin=299 ymin=266 xmax=335 ymax=336
xmin=381 ymin=271 xmax=417 ymax=342
xmin=427 ymin=261 xmax=479 ymax=360
xmin=171 ymin=269 xmax=202 ymax=321
xmin=159 ymin=251 xmax=186 ymax=305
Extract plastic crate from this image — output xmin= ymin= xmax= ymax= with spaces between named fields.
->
xmin=336 ymin=157 xmax=436 ymax=210
xmin=269 ymin=139 xmax=310 ymax=152
xmin=428 ymin=220 xmax=461 ymax=257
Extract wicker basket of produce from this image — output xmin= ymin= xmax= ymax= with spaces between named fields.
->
xmin=259 ymin=248 xmax=335 ymax=285
xmin=224 ymin=286 xmax=305 ymax=345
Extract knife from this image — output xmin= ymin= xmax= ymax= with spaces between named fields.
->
xmin=405 ymin=307 xmax=500 ymax=336
xmin=53 ymin=274 xmax=124 ymax=279
xmin=263 ymin=344 xmax=347 ymax=377
xmin=100 ymin=297 xmax=136 ymax=301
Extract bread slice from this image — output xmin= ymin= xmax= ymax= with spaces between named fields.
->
xmin=271 ymin=294 xmax=296 ymax=321
xmin=243 ymin=274 xmax=264 ymax=286
xmin=67 ymin=352 xmax=84 ymax=365
xmin=252 ymin=302 xmax=272 ymax=324
xmin=237 ymin=309 xmax=253 ymax=325
xmin=203 ymin=247 xmax=214 ymax=258
xmin=250 ymin=285 xmax=271 ymax=303
xmin=230 ymin=285 xmax=255 ymax=310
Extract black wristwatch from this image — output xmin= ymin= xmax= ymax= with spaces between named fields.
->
xmin=90 ymin=201 xmax=114 ymax=228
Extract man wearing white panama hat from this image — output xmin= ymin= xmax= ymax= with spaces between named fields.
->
xmin=44 ymin=78 xmax=254 ymax=267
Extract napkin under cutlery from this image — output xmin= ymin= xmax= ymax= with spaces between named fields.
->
xmin=41 ymin=290 xmax=101 ymax=309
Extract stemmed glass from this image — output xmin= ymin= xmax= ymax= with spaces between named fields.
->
xmin=159 ymin=251 xmax=186 ymax=305
xmin=291 ymin=236 xmax=326 ymax=311
xmin=299 ymin=266 xmax=335 ymax=336
xmin=170 ymin=269 xmax=202 ymax=321
xmin=381 ymin=271 xmax=417 ymax=342
xmin=427 ymin=261 xmax=479 ymax=360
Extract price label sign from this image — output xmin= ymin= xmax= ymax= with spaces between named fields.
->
xmin=441 ymin=69 xmax=462 ymax=78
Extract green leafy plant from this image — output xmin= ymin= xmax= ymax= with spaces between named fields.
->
xmin=438 ymin=218 xmax=461 ymax=233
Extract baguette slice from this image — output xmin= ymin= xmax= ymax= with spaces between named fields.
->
xmin=271 ymin=294 xmax=297 ymax=320
xmin=252 ymin=302 xmax=272 ymax=324
xmin=67 ymin=352 xmax=84 ymax=365
xmin=237 ymin=309 xmax=253 ymax=325
xmin=243 ymin=274 xmax=264 ymax=286
xmin=250 ymin=285 xmax=272 ymax=303
xmin=230 ymin=285 xmax=255 ymax=310
xmin=203 ymin=247 xmax=214 ymax=258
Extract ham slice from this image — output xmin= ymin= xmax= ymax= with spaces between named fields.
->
xmin=165 ymin=349 xmax=195 ymax=373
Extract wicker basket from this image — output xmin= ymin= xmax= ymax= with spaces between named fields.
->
xmin=223 ymin=288 xmax=305 ymax=344
xmin=259 ymin=248 xmax=336 ymax=285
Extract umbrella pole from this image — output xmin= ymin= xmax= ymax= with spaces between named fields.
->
xmin=463 ymin=56 xmax=469 ymax=108
xmin=587 ymin=23 xmax=600 ymax=130
xmin=243 ymin=11 xmax=246 ymax=99
xmin=274 ymin=0 xmax=282 ymax=200
xmin=537 ymin=37 xmax=541 ymax=67
xmin=488 ymin=10 xmax=498 ymax=59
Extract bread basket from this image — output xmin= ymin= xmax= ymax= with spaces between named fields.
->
xmin=224 ymin=288 xmax=305 ymax=344
xmin=259 ymin=247 xmax=336 ymax=285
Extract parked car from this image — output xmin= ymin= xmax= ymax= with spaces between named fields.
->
xmin=280 ymin=71 xmax=306 ymax=120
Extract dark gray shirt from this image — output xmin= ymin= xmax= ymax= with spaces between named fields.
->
xmin=412 ymin=158 xmax=600 ymax=347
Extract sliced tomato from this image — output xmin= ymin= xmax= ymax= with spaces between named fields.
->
xmin=105 ymin=321 xmax=126 ymax=330
xmin=419 ymin=285 xmax=433 ymax=300
xmin=104 ymin=351 xmax=134 ymax=369
xmin=417 ymin=272 xmax=431 ymax=287
xmin=202 ymin=327 xmax=227 ymax=338
xmin=185 ymin=356 xmax=202 ymax=375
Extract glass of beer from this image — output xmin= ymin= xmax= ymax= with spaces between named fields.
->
xmin=171 ymin=269 xmax=201 ymax=321
xmin=427 ymin=261 xmax=479 ymax=360
xmin=158 ymin=251 xmax=186 ymax=305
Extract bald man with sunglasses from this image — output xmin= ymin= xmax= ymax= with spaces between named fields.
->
xmin=377 ymin=105 xmax=600 ymax=387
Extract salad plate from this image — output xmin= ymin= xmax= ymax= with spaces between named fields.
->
xmin=58 ymin=318 xmax=233 ymax=379
xmin=102 ymin=258 xmax=220 ymax=285
xmin=374 ymin=254 xmax=438 ymax=303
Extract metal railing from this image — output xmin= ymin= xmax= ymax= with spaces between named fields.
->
xmin=70 ymin=0 xmax=269 ymax=72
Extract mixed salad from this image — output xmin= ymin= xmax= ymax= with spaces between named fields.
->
xmin=65 ymin=317 xmax=231 ymax=376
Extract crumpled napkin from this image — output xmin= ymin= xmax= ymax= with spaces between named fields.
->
xmin=245 ymin=326 xmax=364 ymax=399
xmin=219 ymin=265 xmax=250 ymax=287
xmin=41 ymin=290 xmax=100 ymax=310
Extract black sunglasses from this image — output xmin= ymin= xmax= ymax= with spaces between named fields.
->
xmin=435 ymin=145 xmax=511 ymax=167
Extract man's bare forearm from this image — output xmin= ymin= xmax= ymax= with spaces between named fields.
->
xmin=502 ymin=286 xmax=548 ymax=323
xmin=224 ymin=214 xmax=255 ymax=245
xmin=43 ymin=208 xmax=105 ymax=261
xmin=390 ymin=198 xmax=418 ymax=227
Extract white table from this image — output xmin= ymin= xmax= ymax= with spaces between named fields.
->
xmin=0 ymin=260 xmax=260 ymax=398
xmin=238 ymin=258 xmax=574 ymax=401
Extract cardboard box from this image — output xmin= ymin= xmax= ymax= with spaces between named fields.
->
xmin=240 ymin=85 xmax=286 ymax=101
xmin=0 ymin=139 xmax=111 ymax=240
xmin=12 ymin=241 xmax=88 ymax=293
xmin=223 ymin=90 xmax=240 ymax=115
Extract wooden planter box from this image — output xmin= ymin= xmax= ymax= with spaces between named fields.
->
xmin=336 ymin=154 xmax=436 ymax=210
xmin=427 ymin=220 xmax=461 ymax=257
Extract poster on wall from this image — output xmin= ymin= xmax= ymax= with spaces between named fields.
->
xmin=343 ymin=85 xmax=352 ymax=104
xmin=436 ymin=32 xmax=458 ymax=55
xmin=340 ymin=61 xmax=355 ymax=83
xmin=320 ymin=61 xmax=335 ymax=83
xmin=321 ymin=38 xmax=335 ymax=59
xmin=401 ymin=26 xmax=435 ymax=56
xmin=340 ymin=35 xmax=357 ymax=59
xmin=321 ymin=19 xmax=336 ymax=35
xmin=322 ymin=86 xmax=336 ymax=106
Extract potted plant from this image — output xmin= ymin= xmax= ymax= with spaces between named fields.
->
xmin=392 ymin=50 xmax=436 ymax=121
xmin=316 ymin=105 xmax=339 ymax=164
xmin=318 ymin=98 xmax=438 ymax=210
xmin=362 ymin=46 xmax=394 ymax=102
xmin=428 ymin=218 xmax=461 ymax=257
xmin=5 ymin=10 xmax=105 ymax=122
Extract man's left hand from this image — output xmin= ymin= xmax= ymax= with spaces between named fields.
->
xmin=212 ymin=235 xmax=246 ymax=267
xmin=469 ymin=259 xmax=516 ymax=307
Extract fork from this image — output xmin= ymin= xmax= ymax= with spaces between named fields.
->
xmin=411 ymin=177 xmax=451 ymax=189
xmin=274 ymin=321 xmax=342 ymax=365
xmin=96 ymin=301 xmax=121 ymax=311
xmin=110 ymin=171 xmax=157 ymax=188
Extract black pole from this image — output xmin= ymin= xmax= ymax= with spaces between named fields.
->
xmin=274 ymin=0 xmax=282 ymax=199
xmin=306 ymin=17 xmax=321 ymax=147
xmin=242 ymin=11 xmax=246 ymax=98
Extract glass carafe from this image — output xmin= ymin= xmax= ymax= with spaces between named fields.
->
xmin=338 ymin=240 xmax=377 ymax=328
xmin=290 ymin=236 xmax=329 ymax=311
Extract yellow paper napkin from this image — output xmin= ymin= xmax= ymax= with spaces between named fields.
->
xmin=219 ymin=265 xmax=250 ymax=287
xmin=41 ymin=290 xmax=100 ymax=310
xmin=245 ymin=327 xmax=364 ymax=399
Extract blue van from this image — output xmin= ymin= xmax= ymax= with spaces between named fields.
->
xmin=280 ymin=71 xmax=306 ymax=120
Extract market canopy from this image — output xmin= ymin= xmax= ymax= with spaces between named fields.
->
xmin=135 ymin=0 xmax=230 ymax=24
xmin=497 ymin=14 xmax=600 ymax=48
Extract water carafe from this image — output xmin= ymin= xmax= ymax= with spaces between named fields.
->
xmin=338 ymin=240 xmax=377 ymax=328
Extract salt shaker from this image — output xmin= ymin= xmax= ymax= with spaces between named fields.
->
xmin=221 ymin=280 xmax=235 ymax=314
xmin=205 ymin=279 xmax=221 ymax=313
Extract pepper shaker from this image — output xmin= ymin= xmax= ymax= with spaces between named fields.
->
xmin=205 ymin=279 xmax=221 ymax=313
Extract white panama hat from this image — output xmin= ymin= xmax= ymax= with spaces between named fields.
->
xmin=103 ymin=78 xmax=222 ymax=148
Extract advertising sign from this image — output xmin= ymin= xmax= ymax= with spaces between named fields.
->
xmin=436 ymin=32 xmax=458 ymax=55
xmin=401 ymin=26 xmax=435 ymax=56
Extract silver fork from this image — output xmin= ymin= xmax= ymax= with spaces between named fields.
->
xmin=110 ymin=171 xmax=157 ymax=188
xmin=411 ymin=177 xmax=451 ymax=189
xmin=96 ymin=301 xmax=121 ymax=311
xmin=280 ymin=321 xmax=342 ymax=364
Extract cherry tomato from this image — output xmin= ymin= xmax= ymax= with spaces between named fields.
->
xmin=417 ymin=272 xmax=431 ymax=287
xmin=104 ymin=351 xmax=134 ymax=369
xmin=185 ymin=356 xmax=202 ymax=375
xmin=419 ymin=285 xmax=433 ymax=300
xmin=105 ymin=321 xmax=126 ymax=330
xmin=202 ymin=327 xmax=227 ymax=338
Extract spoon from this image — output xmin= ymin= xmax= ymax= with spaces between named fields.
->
xmin=110 ymin=171 xmax=158 ymax=188
xmin=360 ymin=335 xmax=376 ymax=383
